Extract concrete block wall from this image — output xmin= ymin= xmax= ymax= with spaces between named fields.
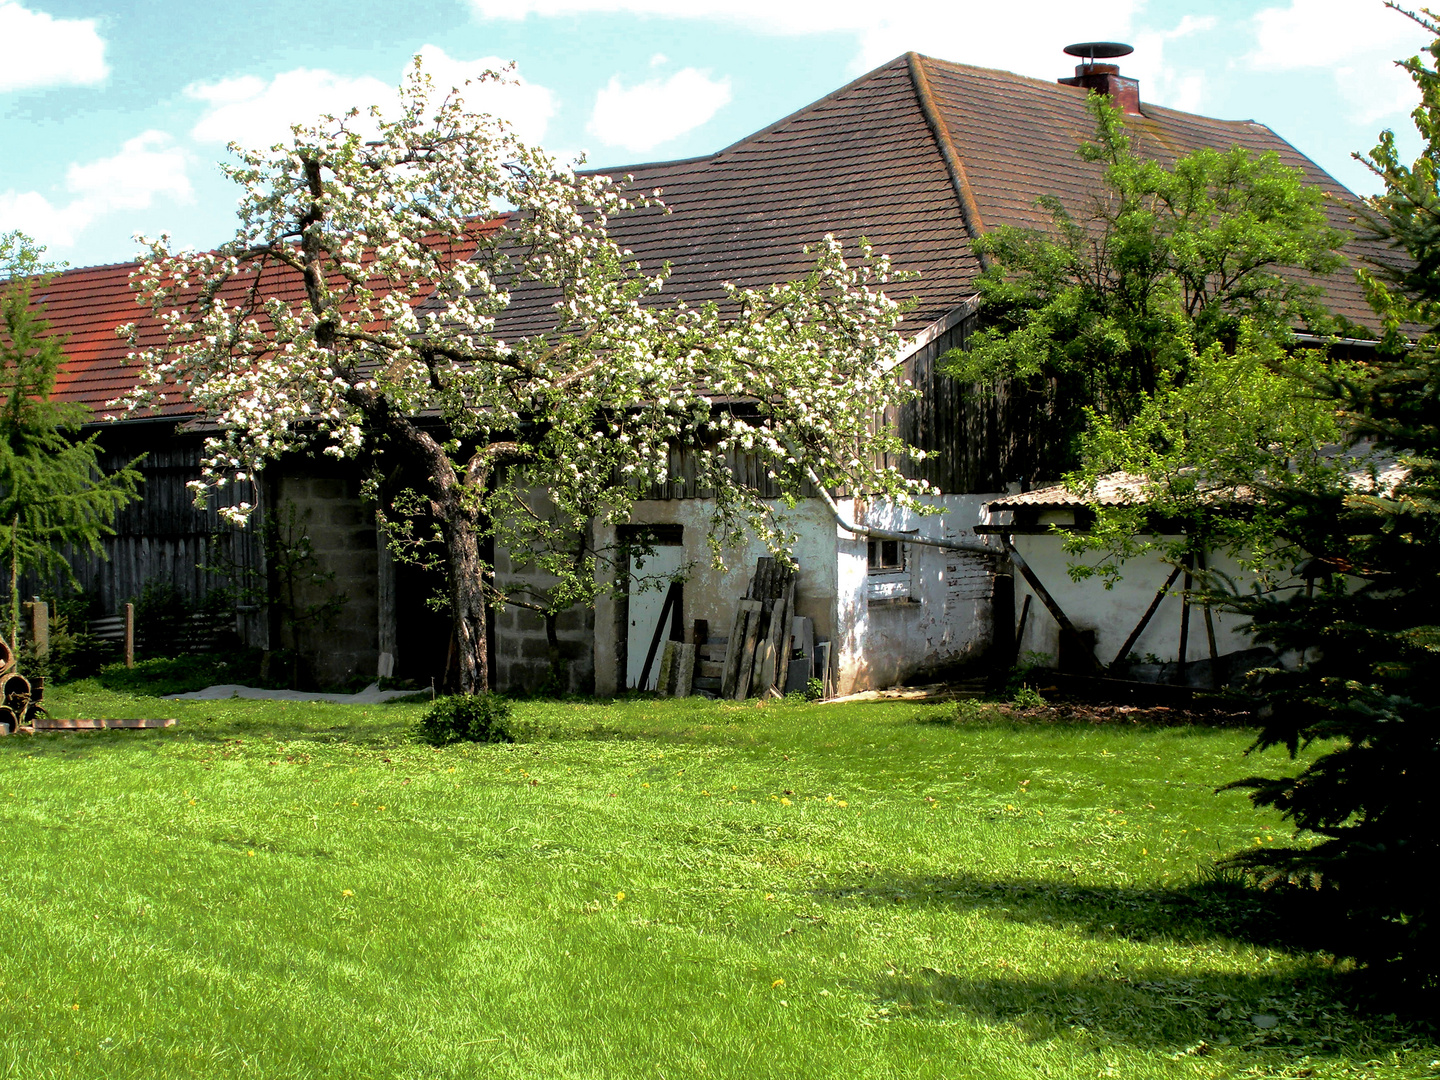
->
xmin=492 ymin=488 xmax=596 ymax=694
xmin=491 ymin=595 xmax=594 ymax=695
xmin=273 ymin=468 xmax=379 ymax=686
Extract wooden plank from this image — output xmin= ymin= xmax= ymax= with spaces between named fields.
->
xmin=656 ymin=640 xmax=677 ymax=697
xmin=772 ymin=579 xmax=796 ymax=694
xmin=734 ymin=600 xmax=763 ymax=700
xmin=794 ymin=616 xmax=814 ymax=664
xmin=720 ymin=602 xmax=749 ymax=699
xmin=33 ymin=717 xmax=175 ymax=730
xmin=675 ymin=642 xmax=695 ymax=697
xmin=693 ymin=676 xmax=722 ymax=692
xmin=698 ymin=660 xmax=725 ymax=678
xmin=759 ymin=578 xmax=792 ymax=694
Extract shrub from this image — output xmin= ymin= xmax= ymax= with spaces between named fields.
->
xmin=1011 ymin=684 xmax=1047 ymax=709
xmin=418 ymin=693 xmax=518 ymax=746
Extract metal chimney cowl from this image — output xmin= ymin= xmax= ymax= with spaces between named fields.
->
xmin=1059 ymin=41 xmax=1142 ymax=116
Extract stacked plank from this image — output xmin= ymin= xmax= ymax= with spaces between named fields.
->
xmin=721 ymin=557 xmax=799 ymax=700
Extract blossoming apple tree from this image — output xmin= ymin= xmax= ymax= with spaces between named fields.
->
xmin=122 ymin=61 xmax=930 ymax=693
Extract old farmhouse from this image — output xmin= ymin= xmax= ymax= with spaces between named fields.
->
xmin=40 ymin=49 xmax=1383 ymax=694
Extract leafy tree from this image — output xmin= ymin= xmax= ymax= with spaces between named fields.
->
xmin=944 ymin=94 xmax=1348 ymax=477
xmin=0 ymin=231 xmax=142 ymax=644
xmin=124 ymin=61 xmax=927 ymax=694
xmin=1217 ymin=7 xmax=1440 ymax=985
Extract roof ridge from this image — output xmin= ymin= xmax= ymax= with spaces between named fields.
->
xmin=707 ymin=54 xmax=915 ymax=161
xmin=907 ymin=53 xmax=989 ymax=269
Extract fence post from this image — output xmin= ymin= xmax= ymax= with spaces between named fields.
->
xmin=24 ymin=599 xmax=48 ymax=661
xmin=124 ymin=603 xmax=135 ymax=669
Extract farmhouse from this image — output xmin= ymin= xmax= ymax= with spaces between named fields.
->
xmin=42 ymin=49 xmax=1383 ymax=694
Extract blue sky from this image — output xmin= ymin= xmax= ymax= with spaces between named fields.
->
xmin=1 ymin=0 xmax=1432 ymax=270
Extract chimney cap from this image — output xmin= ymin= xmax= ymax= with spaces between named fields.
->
xmin=1064 ymin=41 xmax=1134 ymax=61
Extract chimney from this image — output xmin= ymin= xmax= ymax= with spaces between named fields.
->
xmin=1059 ymin=41 xmax=1141 ymax=116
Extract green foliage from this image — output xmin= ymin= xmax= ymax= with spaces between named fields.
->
xmin=804 ymin=676 xmax=825 ymax=701
xmin=1061 ymin=331 xmax=1357 ymax=586
xmin=18 ymin=592 xmax=114 ymax=681
xmin=417 ymin=692 xmax=519 ymax=745
xmin=944 ymin=94 xmax=1347 ymax=470
xmin=0 ymin=232 xmax=143 ymax=640
xmin=1213 ymin=8 xmax=1440 ymax=986
xmin=1011 ymin=683 xmax=1047 ymax=710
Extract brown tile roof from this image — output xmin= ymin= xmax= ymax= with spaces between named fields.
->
xmin=914 ymin=55 xmax=1383 ymax=327
xmin=39 ymin=51 xmax=1383 ymax=418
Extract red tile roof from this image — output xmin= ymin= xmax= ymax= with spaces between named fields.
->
xmin=36 ymin=52 xmax=1383 ymax=418
xmin=39 ymin=221 xmax=503 ymax=415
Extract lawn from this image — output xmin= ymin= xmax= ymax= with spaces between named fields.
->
xmin=0 ymin=683 xmax=1433 ymax=1079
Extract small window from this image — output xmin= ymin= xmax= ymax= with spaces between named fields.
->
xmin=867 ymin=538 xmax=911 ymax=603
xmin=868 ymin=539 xmax=903 ymax=571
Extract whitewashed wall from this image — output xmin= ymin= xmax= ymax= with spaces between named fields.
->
xmin=591 ymin=498 xmax=840 ymax=696
xmin=1011 ymin=530 xmax=1271 ymax=667
xmin=835 ymin=494 xmax=1003 ymax=695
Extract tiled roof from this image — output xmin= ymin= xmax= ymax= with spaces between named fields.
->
xmin=41 ymin=222 xmax=501 ymax=415
xmin=37 ymin=51 xmax=1383 ymax=418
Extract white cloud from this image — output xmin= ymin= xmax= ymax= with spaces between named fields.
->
xmin=0 ymin=1 xmax=108 ymax=92
xmin=411 ymin=45 xmax=556 ymax=144
xmin=1249 ymin=0 xmax=1431 ymax=123
xmin=589 ymin=67 xmax=731 ymax=153
xmin=186 ymin=49 xmax=557 ymax=150
xmin=467 ymin=0 xmax=1229 ymax=113
xmin=1128 ymin=14 xmax=1216 ymax=114
xmin=0 ymin=131 xmax=191 ymax=248
xmin=186 ymin=68 xmax=394 ymax=148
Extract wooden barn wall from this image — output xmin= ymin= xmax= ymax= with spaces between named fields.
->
xmin=893 ymin=317 xmax=1068 ymax=494
xmin=40 ymin=426 xmax=266 ymax=641
xmin=635 ymin=316 xmax=1069 ymax=503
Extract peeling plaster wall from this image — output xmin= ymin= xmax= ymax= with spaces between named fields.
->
xmin=1011 ymin=536 xmax=1267 ymax=665
xmin=592 ymin=498 xmax=840 ymax=696
xmin=835 ymin=494 xmax=1003 ymax=694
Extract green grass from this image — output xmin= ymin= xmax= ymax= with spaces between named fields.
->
xmin=1 ymin=683 xmax=1434 ymax=1079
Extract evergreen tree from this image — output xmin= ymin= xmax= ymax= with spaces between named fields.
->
xmin=1219 ymin=9 xmax=1440 ymax=985
xmin=0 ymin=232 xmax=142 ymax=642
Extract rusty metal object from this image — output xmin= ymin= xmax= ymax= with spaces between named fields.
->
xmin=0 ymin=635 xmax=45 ymax=734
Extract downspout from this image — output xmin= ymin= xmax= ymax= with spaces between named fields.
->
xmin=804 ymin=467 xmax=1000 ymax=557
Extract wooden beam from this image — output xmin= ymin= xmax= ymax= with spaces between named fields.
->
xmin=998 ymin=535 xmax=1101 ymax=671
xmin=1109 ymin=563 xmax=1185 ymax=668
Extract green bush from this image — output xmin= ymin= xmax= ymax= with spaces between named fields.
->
xmin=417 ymin=693 xmax=518 ymax=746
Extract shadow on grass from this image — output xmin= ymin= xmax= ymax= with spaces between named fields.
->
xmin=864 ymin=963 xmax=1432 ymax=1059
xmin=818 ymin=870 xmax=1327 ymax=953
xmin=931 ymin=699 xmax=1257 ymax=730
xmin=820 ymin=870 xmax=1437 ymax=1053
xmin=9 ymin=698 xmax=425 ymax=758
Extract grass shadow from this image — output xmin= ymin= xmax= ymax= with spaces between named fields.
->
xmin=863 ymin=963 xmax=1432 ymax=1060
xmin=819 ymin=869 xmax=1437 ymax=1053
xmin=817 ymin=870 xmax=1329 ymax=953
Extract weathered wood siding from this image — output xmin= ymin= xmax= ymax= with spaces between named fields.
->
xmin=47 ymin=425 xmax=265 ymax=642
xmin=634 ymin=315 xmax=1067 ymax=503
xmin=895 ymin=316 xmax=1067 ymax=494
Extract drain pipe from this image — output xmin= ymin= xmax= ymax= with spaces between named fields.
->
xmin=804 ymin=468 xmax=1001 ymax=557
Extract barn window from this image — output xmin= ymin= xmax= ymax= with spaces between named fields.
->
xmin=867 ymin=538 xmax=911 ymax=602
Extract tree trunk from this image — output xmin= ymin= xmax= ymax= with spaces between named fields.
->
xmin=443 ymin=510 xmax=489 ymax=695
